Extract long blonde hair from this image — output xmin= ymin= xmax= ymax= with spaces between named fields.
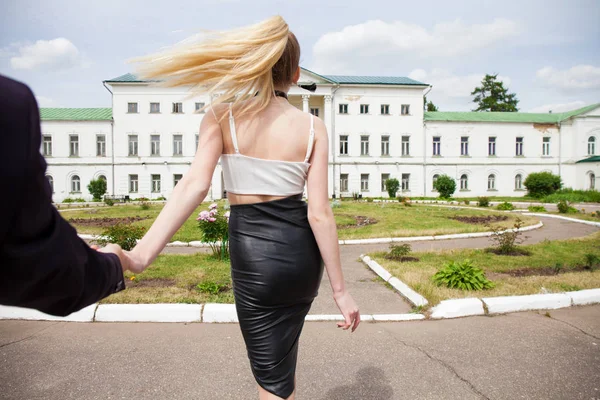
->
xmin=132 ymin=16 xmax=300 ymax=118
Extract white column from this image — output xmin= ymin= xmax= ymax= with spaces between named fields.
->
xmin=324 ymin=95 xmax=334 ymax=196
xmin=302 ymin=94 xmax=310 ymax=113
xmin=324 ymin=95 xmax=333 ymax=136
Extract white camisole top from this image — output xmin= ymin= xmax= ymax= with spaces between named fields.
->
xmin=220 ymin=104 xmax=315 ymax=196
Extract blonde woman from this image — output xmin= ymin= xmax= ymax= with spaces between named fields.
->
xmin=122 ymin=16 xmax=360 ymax=400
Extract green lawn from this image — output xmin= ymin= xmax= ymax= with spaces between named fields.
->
xmin=102 ymin=253 xmax=233 ymax=304
xmin=370 ymin=232 xmax=600 ymax=309
xmin=66 ymin=201 xmax=539 ymax=242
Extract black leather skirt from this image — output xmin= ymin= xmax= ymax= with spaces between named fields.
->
xmin=228 ymin=194 xmax=324 ymax=398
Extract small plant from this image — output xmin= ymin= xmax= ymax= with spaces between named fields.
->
xmin=557 ymin=200 xmax=569 ymax=214
xmin=386 ymin=244 xmax=411 ymax=260
xmin=197 ymin=203 xmax=230 ymax=260
xmin=584 ymin=253 xmax=600 ymax=271
xmin=433 ymin=175 xmax=456 ymax=199
xmin=496 ymin=202 xmax=515 ymax=211
xmin=96 ymin=223 xmax=145 ymax=251
xmin=402 ymin=198 xmax=412 ymax=207
xmin=528 ymin=205 xmax=547 ymax=212
xmin=104 ymin=198 xmax=115 ymax=206
xmin=156 ymin=196 xmax=167 ymax=201
xmin=487 ymin=217 xmax=527 ymax=255
xmin=385 ymin=178 xmax=400 ymax=198
xmin=197 ymin=281 xmax=229 ymax=295
xmin=463 ymin=200 xmax=470 ymax=205
xmin=74 ymin=198 xmax=86 ymax=203
xmin=140 ymin=201 xmax=150 ymax=210
xmin=62 ymin=198 xmax=74 ymax=203
xmin=432 ymin=260 xmax=495 ymax=290
xmin=367 ymin=197 xmax=373 ymax=203
xmin=552 ymin=263 xmax=563 ymax=275
xmin=330 ymin=200 xmax=341 ymax=209
xmin=352 ymin=192 xmax=360 ymax=201
xmin=477 ymin=197 xmax=490 ymax=207
xmin=87 ymin=178 xmax=107 ymax=202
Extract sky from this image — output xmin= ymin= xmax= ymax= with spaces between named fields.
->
xmin=1 ymin=0 xmax=599 ymax=112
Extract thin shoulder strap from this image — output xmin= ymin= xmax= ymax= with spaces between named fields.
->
xmin=304 ymin=114 xmax=316 ymax=163
xmin=228 ymin=103 xmax=240 ymax=154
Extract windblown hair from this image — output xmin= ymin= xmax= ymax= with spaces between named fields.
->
xmin=132 ymin=16 xmax=300 ymax=118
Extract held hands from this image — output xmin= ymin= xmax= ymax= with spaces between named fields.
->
xmin=91 ymin=244 xmax=147 ymax=274
xmin=333 ymin=290 xmax=360 ymax=332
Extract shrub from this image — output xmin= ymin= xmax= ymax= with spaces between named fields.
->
xmin=352 ymin=192 xmax=360 ymax=200
xmin=387 ymin=244 xmax=411 ymax=260
xmin=556 ymin=200 xmax=577 ymax=214
xmin=543 ymin=188 xmax=600 ymax=203
xmin=463 ymin=200 xmax=470 ymax=205
xmin=477 ymin=196 xmax=490 ymax=207
xmin=87 ymin=179 xmax=107 ymax=202
xmin=496 ymin=202 xmax=515 ymax=211
xmin=385 ymin=178 xmax=400 ymax=198
xmin=524 ymin=172 xmax=562 ymax=198
xmin=140 ymin=201 xmax=150 ymax=210
xmin=156 ymin=196 xmax=167 ymax=201
xmin=104 ymin=198 xmax=115 ymax=206
xmin=487 ymin=217 xmax=526 ymax=255
xmin=367 ymin=197 xmax=373 ymax=203
xmin=433 ymin=175 xmax=456 ymax=199
xmin=197 ymin=281 xmax=229 ymax=295
xmin=584 ymin=254 xmax=600 ymax=271
xmin=528 ymin=205 xmax=547 ymax=212
xmin=197 ymin=203 xmax=229 ymax=260
xmin=96 ymin=224 xmax=145 ymax=251
xmin=432 ymin=260 xmax=495 ymax=290
xmin=74 ymin=198 xmax=86 ymax=203
xmin=62 ymin=198 xmax=74 ymax=203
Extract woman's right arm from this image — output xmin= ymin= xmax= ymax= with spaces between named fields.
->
xmin=306 ymin=117 xmax=360 ymax=332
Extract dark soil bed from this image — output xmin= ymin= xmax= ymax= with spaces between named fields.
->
xmin=449 ymin=215 xmax=508 ymax=224
xmin=68 ymin=216 xmax=149 ymax=228
xmin=489 ymin=265 xmax=594 ymax=278
xmin=125 ymin=278 xmax=176 ymax=288
xmin=384 ymin=256 xmax=420 ymax=262
xmin=485 ymin=247 xmax=532 ymax=256
xmin=337 ymin=215 xmax=378 ymax=229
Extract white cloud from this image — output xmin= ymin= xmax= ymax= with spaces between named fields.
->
xmin=536 ymin=65 xmax=600 ymax=91
xmin=35 ymin=96 xmax=57 ymax=107
xmin=410 ymin=69 xmax=513 ymax=111
xmin=528 ymin=100 xmax=586 ymax=114
xmin=312 ymin=19 xmax=519 ymax=74
xmin=10 ymin=38 xmax=87 ymax=71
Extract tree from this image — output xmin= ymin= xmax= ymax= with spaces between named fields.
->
xmin=88 ymin=178 xmax=107 ymax=202
xmin=424 ymin=96 xmax=439 ymax=112
xmin=433 ymin=175 xmax=456 ymax=199
xmin=523 ymin=172 xmax=562 ymax=198
xmin=385 ymin=178 xmax=400 ymax=198
xmin=471 ymin=74 xmax=519 ymax=112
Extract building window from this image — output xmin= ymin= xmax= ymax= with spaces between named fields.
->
xmin=340 ymin=174 xmax=349 ymax=192
xmin=381 ymin=173 xmax=390 ymax=192
xmin=460 ymin=174 xmax=468 ymax=190
xmin=127 ymin=102 xmax=138 ymax=113
xmin=174 ymin=174 xmax=183 ymax=187
xmin=151 ymin=135 xmax=161 ymax=156
xmin=310 ymin=108 xmax=319 ymax=117
xmin=360 ymin=135 xmax=370 ymax=156
xmin=360 ymin=104 xmax=369 ymax=114
xmin=401 ymin=174 xmax=410 ymax=191
xmin=488 ymin=137 xmax=496 ymax=156
xmin=380 ymin=104 xmax=390 ymax=115
xmin=71 ymin=175 xmax=81 ymax=193
xmin=98 ymin=175 xmax=106 ymax=181
xmin=360 ymin=174 xmax=369 ymax=192
xmin=195 ymin=102 xmax=205 ymax=113
xmin=381 ymin=136 xmax=390 ymax=156
xmin=338 ymin=104 xmax=348 ymax=114
xmin=151 ymin=174 xmax=161 ymax=193
xmin=69 ymin=135 xmax=79 ymax=157
xmin=542 ymin=137 xmax=550 ymax=156
xmin=432 ymin=174 xmax=439 ymax=191
xmin=488 ymin=174 xmax=496 ymax=190
xmin=402 ymin=136 xmax=410 ymax=156
xmin=172 ymin=102 xmax=183 ymax=114
xmin=173 ymin=134 xmax=183 ymax=156
xmin=150 ymin=102 xmax=160 ymax=113
xmin=42 ymin=135 xmax=52 ymax=156
xmin=433 ymin=136 xmax=441 ymax=156
xmin=46 ymin=175 xmax=54 ymax=193
xmin=516 ymin=137 xmax=523 ymax=156
xmin=461 ymin=136 xmax=469 ymax=156
xmin=401 ymin=104 xmax=410 ymax=115
xmin=129 ymin=175 xmax=138 ymax=193
xmin=128 ymin=135 xmax=138 ymax=156
xmin=97 ymin=135 xmax=106 ymax=157
xmin=591 ymin=173 xmax=596 ymax=190
xmin=588 ymin=137 xmax=595 ymax=155
xmin=515 ymin=174 xmax=523 ymax=190
xmin=339 ymin=135 xmax=349 ymax=155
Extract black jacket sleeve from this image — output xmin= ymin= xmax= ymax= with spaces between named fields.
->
xmin=0 ymin=75 xmax=125 ymax=317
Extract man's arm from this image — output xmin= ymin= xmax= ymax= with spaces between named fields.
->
xmin=0 ymin=75 xmax=126 ymax=317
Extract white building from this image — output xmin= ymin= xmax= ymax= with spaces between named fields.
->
xmin=40 ymin=68 xmax=600 ymax=202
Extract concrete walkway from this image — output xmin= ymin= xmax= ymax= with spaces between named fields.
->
xmin=1 ymin=305 xmax=599 ymax=400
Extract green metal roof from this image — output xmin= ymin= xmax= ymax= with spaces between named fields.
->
xmin=104 ymin=73 xmax=156 ymax=83
xmin=576 ymin=155 xmax=600 ymax=163
xmin=40 ymin=108 xmax=112 ymax=121
xmin=425 ymin=103 xmax=600 ymax=124
xmin=323 ymin=75 xmax=427 ymax=86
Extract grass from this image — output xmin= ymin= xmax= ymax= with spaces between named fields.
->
xmin=546 ymin=211 xmax=600 ymax=222
xmin=101 ymin=253 xmax=233 ymax=304
xmin=66 ymin=202 xmax=540 ymax=241
xmin=370 ymin=232 xmax=600 ymax=309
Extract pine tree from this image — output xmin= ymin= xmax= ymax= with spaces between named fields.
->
xmin=424 ymin=96 xmax=439 ymax=112
xmin=471 ymin=74 xmax=519 ymax=112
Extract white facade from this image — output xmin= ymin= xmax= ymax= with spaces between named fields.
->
xmin=41 ymin=69 xmax=600 ymax=202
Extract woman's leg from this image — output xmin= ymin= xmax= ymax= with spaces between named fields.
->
xmin=257 ymin=377 xmax=296 ymax=400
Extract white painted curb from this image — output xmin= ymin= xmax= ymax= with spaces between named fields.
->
xmin=359 ymin=255 xmax=429 ymax=308
xmin=0 ymin=304 xmax=97 ymax=322
xmin=567 ymin=288 xmax=600 ymax=306
xmin=430 ymin=298 xmax=485 ymax=319
xmin=202 ymin=303 xmax=238 ymax=323
xmin=371 ymin=314 xmax=426 ymax=321
xmin=95 ymin=304 xmax=202 ymax=322
xmin=482 ymin=293 xmax=572 ymax=314
xmin=522 ymin=213 xmax=600 ymax=227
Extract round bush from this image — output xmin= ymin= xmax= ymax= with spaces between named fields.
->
xmin=433 ymin=175 xmax=456 ymax=199
xmin=524 ymin=172 xmax=562 ymax=198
